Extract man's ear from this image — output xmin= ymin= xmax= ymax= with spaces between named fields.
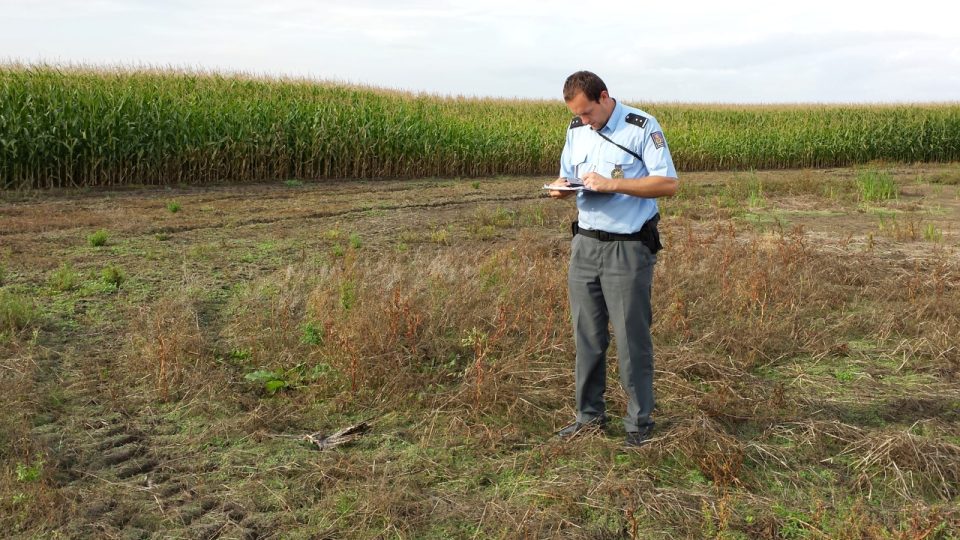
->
xmin=598 ymin=90 xmax=610 ymax=104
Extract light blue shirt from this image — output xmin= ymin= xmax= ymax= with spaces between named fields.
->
xmin=559 ymin=99 xmax=677 ymax=234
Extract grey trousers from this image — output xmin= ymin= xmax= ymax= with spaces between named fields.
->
xmin=568 ymin=233 xmax=656 ymax=432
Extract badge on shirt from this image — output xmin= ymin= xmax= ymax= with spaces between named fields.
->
xmin=611 ymin=165 xmax=624 ymax=179
xmin=651 ymin=131 xmax=666 ymax=149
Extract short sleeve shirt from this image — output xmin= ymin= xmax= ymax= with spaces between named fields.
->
xmin=559 ymin=99 xmax=677 ymax=234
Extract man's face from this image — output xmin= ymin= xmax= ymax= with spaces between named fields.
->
xmin=565 ymin=90 xmax=614 ymax=130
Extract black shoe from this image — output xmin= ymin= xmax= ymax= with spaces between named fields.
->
xmin=624 ymin=425 xmax=655 ymax=448
xmin=557 ymin=417 xmax=608 ymax=439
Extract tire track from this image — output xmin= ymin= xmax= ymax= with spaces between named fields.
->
xmin=28 ymin=341 xmax=267 ymax=538
xmin=143 ymin=193 xmax=541 ymax=236
xmin=0 ymin=188 xmax=542 ymax=239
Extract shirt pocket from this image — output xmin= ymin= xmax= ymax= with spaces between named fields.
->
xmin=571 ymin=153 xmax=594 ymax=180
xmin=599 ymin=145 xmax=641 ymax=178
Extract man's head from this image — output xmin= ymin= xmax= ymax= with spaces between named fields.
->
xmin=563 ymin=71 xmax=615 ymax=130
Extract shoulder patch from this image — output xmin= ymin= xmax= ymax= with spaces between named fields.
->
xmin=624 ymin=113 xmax=648 ymax=129
xmin=569 ymin=116 xmax=585 ymax=129
xmin=651 ymin=131 xmax=666 ymax=149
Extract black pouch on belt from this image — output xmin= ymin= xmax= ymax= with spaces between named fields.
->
xmin=643 ymin=213 xmax=663 ymax=254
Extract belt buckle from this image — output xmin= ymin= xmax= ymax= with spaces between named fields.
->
xmin=597 ymin=231 xmax=612 ymax=241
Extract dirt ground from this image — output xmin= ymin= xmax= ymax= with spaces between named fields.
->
xmin=1 ymin=164 xmax=959 ymax=538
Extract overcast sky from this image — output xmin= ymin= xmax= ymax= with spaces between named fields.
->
xmin=3 ymin=0 xmax=959 ymax=103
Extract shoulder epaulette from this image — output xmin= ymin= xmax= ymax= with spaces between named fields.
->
xmin=625 ymin=113 xmax=648 ymax=129
xmin=569 ymin=116 xmax=585 ymax=129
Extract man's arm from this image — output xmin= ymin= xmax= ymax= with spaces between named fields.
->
xmin=580 ymin=174 xmax=678 ymax=198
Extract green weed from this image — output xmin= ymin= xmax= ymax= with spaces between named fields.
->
xmin=339 ymin=281 xmax=357 ymax=311
xmin=877 ymin=214 xmax=922 ymax=241
xmin=922 ymin=223 xmax=943 ymax=242
xmin=244 ymin=369 xmax=290 ymax=395
xmin=431 ymin=228 xmax=450 ymax=245
xmin=306 ymin=362 xmax=337 ymax=381
xmin=0 ymin=291 xmax=38 ymax=333
xmin=833 ymin=368 xmax=856 ymax=383
xmin=87 ymin=229 xmax=108 ymax=247
xmin=166 ymin=200 xmax=182 ymax=213
xmin=228 ymin=348 xmax=252 ymax=363
xmin=473 ymin=224 xmax=497 ymax=240
xmin=349 ymin=233 xmax=362 ymax=250
xmin=481 ymin=207 xmax=516 ymax=228
xmin=521 ymin=205 xmax=547 ymax=227
xmin=244 ymin=362 xmax=329 ymax=395
xmin=101 ymin=264 xmax=126 ymax=289
xmin=300 ymin=321 xmax=324 ymax=346
xmin=15 ymin=459 xmax=43 ymax=483
xmin=748 ymin=181 xmax=765 ymax=208
xmin=48 ymin=262 xmax=80 ymax=291
xmin=856 ymin=170 xmax=897 ymax=202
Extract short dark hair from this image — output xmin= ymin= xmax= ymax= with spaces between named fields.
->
xmin=563 ymin=71 xmax=607 ymax=103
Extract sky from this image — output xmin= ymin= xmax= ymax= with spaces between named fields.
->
xmin=2 ymin=0 xmax=960 ymax=103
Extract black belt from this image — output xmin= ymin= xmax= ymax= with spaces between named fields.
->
xmin=571 ymin=214 xmax=662 ymax=253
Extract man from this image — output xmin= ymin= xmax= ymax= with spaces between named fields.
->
xmin=547 ymin=71 xmax=678 ymax=447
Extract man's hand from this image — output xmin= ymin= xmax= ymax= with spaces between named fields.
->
xmin=581 ymin=172 xmax=617 ymax=193
xmin=547 ymin=177 xmax=575 ymax=199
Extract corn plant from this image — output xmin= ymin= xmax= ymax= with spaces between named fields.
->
xmin=4 ymin=64 xmax=960 ymax=189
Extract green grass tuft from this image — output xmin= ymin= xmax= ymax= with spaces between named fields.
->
xmin=87 ymin=229 xmax=109 ymax=247
xmin=0 ymin=290 xmax=38 ymax=333
xmin=48 ymin=262 xmax=81 ymax=292
xmin=101 ymin=264 xmax=126 ymax=289
xmin=922 ymin=223 xmax=943 ymax=242
xmin=856 ymin=170 xmax=898 ymax=202
xmin=349 ymin=233 xmax=362 ymax=250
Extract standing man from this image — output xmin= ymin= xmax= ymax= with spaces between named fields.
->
xmin=547 ymin=71 xmax=678 ymax=447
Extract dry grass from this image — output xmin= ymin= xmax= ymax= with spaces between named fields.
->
xmin=1 ymin=166 xmax=959 ymax=538
xmin=130 ymin=292 xmax=209 ymax=402
xmin=838 ymin=427 xmax=960 ymax=500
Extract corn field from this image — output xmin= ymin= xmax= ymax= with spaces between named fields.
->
xmin=2 ymin=65 xmax=960 ymax=189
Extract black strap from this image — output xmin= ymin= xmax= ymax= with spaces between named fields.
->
xmin=595 ymin=131 xmax=643 ymax=162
